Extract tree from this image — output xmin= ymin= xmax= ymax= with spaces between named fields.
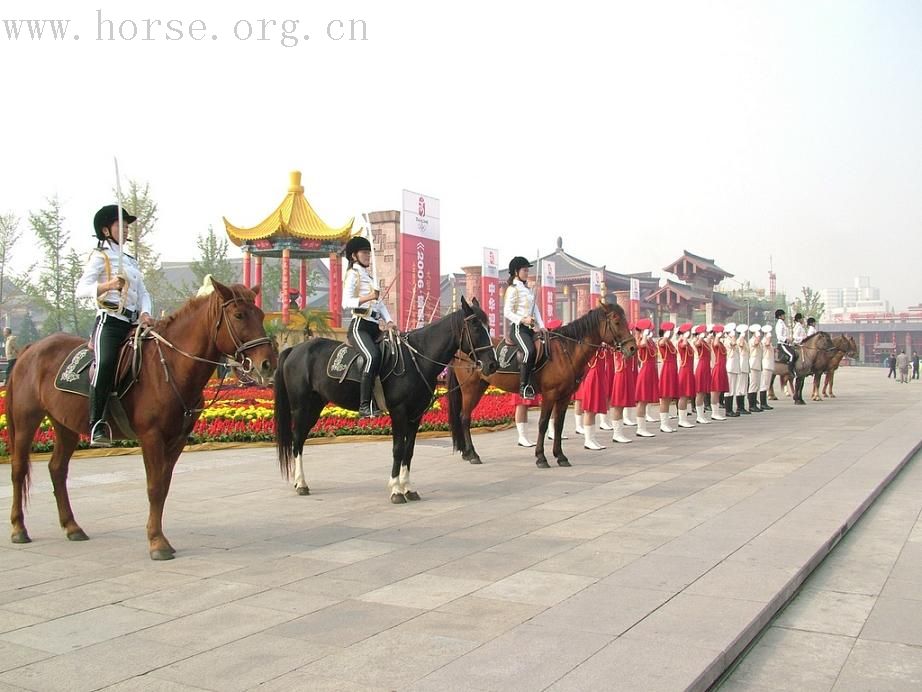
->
xmin=0 ymin=212 xmax=21 ymax=308
xmin=116 ymin=179 xmax=171 ymax=309
xmin=792 ymin=286 xmax=825 ymax=321
xmin=18 ymin=311 xmax=40 ymax=345
xmin=23 ymin=197 xmax=71 ymax=334
xmin=188 ymin=225 xmax=235 ymax=290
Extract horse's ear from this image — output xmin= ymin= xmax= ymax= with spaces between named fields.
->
xmin=210 ymin=278 xmax=234 ymax=303
xmin=460 ymin=295 xmax=471 ymax=312
xmin=250 ymin=284 xmax=260 ymax=297
xmin=470 ymin=296 xmax=480 ymax=309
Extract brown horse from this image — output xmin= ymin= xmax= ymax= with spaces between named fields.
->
xmin=447 ymin=302 xmax=635 ymax=468
xmin=6 ymin=281 xmax=277 ymax=560
xmin=818 ymin=335 xmax=858 ymax=399
xmin=770 ymin=332 xmax=836 ymax=405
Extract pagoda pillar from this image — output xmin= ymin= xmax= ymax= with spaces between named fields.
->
xmin=576 ymin=283 xmax=590 ymax=317
xmin=329 ymin=253 xmax=342 ymax=327
xmin=299 ymin=259 xmax=307 ymax=309
xmin=254 ymin=256 xmax=263 ymax=308
xmin=281 ymin=248 xmax=291 ymax=325
xmin=242 ymin=249 xmax=251 ymax=287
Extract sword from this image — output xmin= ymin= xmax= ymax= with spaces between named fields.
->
xmin=362 ymin=212 xmax=378 ymax=291
xmin=114 ymin=157 xmax=126 ymax=309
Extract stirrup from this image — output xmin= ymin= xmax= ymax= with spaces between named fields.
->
xmin=521 ymin=384 xmax=536 ymax=399
xmin=358 ymin=402 xmax=378 ymax=419
xmin=89 ymin=421 xmax=113 ymax=448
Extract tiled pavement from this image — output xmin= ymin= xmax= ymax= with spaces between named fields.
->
xmin=0 ymin=368 xmax=919 ymax=691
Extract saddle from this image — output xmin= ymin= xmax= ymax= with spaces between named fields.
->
xmin=495 ymin=335 xmax=549 ymax=374
xmin=324 ymin=341 xmax=394 ymax=414
xmin=53 ymin=333 xmax=146 ymax=438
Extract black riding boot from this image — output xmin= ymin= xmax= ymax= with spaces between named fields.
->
xmin=519 ymin=363 xmax=535 ymax=399
xmin=737 ymin=394 xmax=750 ymax=414
xmin=725 ymin=394 xmax=738 ymax=417
xmin=88 ymin=389 xmax=112 ymax=448
xmin=760 ymin=391 xmax=773 ymax=410
xmin=358 ymin=374 xmax=377 ymax=418
xmin=719 ymin=393 xmax=726 ymax=409
xmin=749 ymin=392 xmax=762 ymax=412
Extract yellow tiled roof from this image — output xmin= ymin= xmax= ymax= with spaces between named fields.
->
xmin=223 ymin=171 xmax=355 ymax=245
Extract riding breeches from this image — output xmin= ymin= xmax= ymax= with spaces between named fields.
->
xmin=512 ymin=323 xmax=537 ymax=365
xmin=779 ymin=343 xmax=796 ymax=365
xmin=90 ymin=313 xmax=133 ymax=424
xmin=348 ymin=318 xmax=382 ymax=377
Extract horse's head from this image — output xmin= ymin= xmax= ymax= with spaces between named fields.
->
xmin=210 ymin=281 xmax=278 ymax=384
xmin=813 ymin=331 xmax=835 ymax=352
xmin=461 ymin=296 xmax=499 ymax=375
xmin=846 ymin=336 xmax=859 ymax=359
xmin=600 ymin=299 xmax=636 ymax=357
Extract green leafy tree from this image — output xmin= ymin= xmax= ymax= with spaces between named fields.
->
xmin=19 ymin=311 xmax=40 ymax=344
xmin=0 ymin=212 xmax=21 ymax=308
xmin=189 ymin=225 xmax=235 ymax=289
xmin=116 ymin=179 xmax=170 ymax=310
xmin=791 ymin=286 xmax=825 ymax=322
xmin=21 ymin=197 xmax=71 ymax=334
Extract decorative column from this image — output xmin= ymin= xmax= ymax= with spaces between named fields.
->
xmin=329 ymin=252 xmax=342 ymax=328
xmin=576 ymin=284 xmax=590 ymax=317
xmin=242 ymin=249 xmax=251 ymax=287
xmin=461 ymin=265 xmax=482 ymax=304
xmin=858 ymin=332 xmax=865 ymax=363
xmin=254 ymin=255 xmax=263 ymax=308
xmin=299 ymin=259 xmax=307 ymax=310
xmin=281 ymin=248 xmax=291 ymax=326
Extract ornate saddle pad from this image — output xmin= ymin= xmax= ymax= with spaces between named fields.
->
xmin=53 ymin=341 xmax=139 ymax=399
xmin=495 ymin=338 xmax=548 ymax=374
xmin=324 ymin=342 xmax=391 ymax=413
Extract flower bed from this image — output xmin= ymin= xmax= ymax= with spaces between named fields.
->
xmin=0 ymin=385 xmax=517 ymax=456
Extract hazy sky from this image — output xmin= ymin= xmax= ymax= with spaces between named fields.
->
xmin=2 ymin=0 xmax=920 ymax=309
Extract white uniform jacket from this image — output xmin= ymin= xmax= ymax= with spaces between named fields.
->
xmin=503 ymin=279 xmax=544 ymax=329
xmin=775 ymin=319 xmax=790 ymax=344
xmin=342 ymin=265 xmax=392 ymax=324
xmin=793 ymin=323 xmax=807 ymax=344
xmin=75 ymin=241 xmax=152 ymax=323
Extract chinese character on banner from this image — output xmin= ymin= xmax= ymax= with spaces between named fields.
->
xmin=589 ymin=269 xmax=603 ymax=307
xmin=629 ymin=278 xmax=641 ymax=324
xmin=540 ymin=260 xmax=556 ymax=323
xmin=482 ymin=247 xmax=500 ymax=336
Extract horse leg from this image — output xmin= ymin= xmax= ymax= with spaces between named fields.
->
xmin=811 ymin=374 xmax=820 ymax=401
xmin=400 ymin=421 xmax=422 ymax=501
xmin=534 ymin=399 xmax=554 ymax=469
xmin=551 ymin=399 xmax=571 ymax=467
xmin=48 ymin=422 xmax=88 ymax=541
xmin=461 ymin=381 xmax=487 ymax=465
xmin=768 ymin=373 xmax=777 ymax=400
xmin=828 ymin=370 xmax=837 ymax=398
xmin=794 ymin=375 xmax=806 ymax=405
xmin=388 ymin=413 xmax=408 ymax=504
xmin=9 ymin=409 xmax=44 ymax=544
xmin=293 ymin=395 xmax=324 ymax=496
xmin=140 ymin=434 xmax=181 ymax=560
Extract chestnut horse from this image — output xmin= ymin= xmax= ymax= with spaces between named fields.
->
xmin=818 ymin=335 xmax=859 ymax=399
xmin=6 ymin=281 xmax=277 ymax=560
xmin=447 ymin=302 xmax=635 ymax=468
xmin=770 ymin=331 xmax=836 ymax=405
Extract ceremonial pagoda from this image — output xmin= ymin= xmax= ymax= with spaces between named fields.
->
xmin=223 ymin=171 xmax=356 ymax=326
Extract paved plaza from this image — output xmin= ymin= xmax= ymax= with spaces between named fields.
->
xmin=1 ymin=367 xmax=920 ymax=691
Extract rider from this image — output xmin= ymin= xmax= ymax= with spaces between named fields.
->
xmin=774 ymin=308 xmax=797 ymax=380
xmin=806 ymin=317 xmax=817 ymax=337
xmin=76 ymin=204 xmax=154 ymax=447
xmin=503 ymin=256 xmax=545 ymax=399
xmin=792 ymin=313 xmax=807 ymax=344
xmin=341 ymin=235 xmax=395 ymax=418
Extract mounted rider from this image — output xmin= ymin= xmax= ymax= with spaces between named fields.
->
xmin=774 ymin=308 xmax=797 ymax=379
xmin=75 ymin=204 xmax=154 ymax=447
xmin=342 ymin=235 xmax=395 ymax=418
xmin=503 ymin=256 xmax=545 ymax=399
xmin=806 ymin=317 xmax=817 ymax=337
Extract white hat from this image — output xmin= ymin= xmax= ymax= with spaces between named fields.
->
xmin=724 ymin=322 xmax=737 ymax=333
xmin=749 ymin=324 xmax=761 ymax=334
xmin=736 ymin=324 xmax=748 ymax=334
xmin=761 ymin=324 xmax=773 ymax=334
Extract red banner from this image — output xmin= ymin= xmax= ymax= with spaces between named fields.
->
xmin=589 ymin=269 xmax=603 ymax=308
xmin=399 ymin=191 xmax=441 ymax=331
xmin=540 ymin=259 xmax=556 ymax=322
xmin=629 ymin=278 xmax=640 ymax=324
xmin=328 ymin=252 xmax=342 ymax=328
xmin=482 ymin=247 xmax=500 ymax=337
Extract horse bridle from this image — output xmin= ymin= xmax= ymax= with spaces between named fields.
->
xmin=212 ymin=297 xmax=274 ymax=373
xmin=460 ymin=312 xmax=494 ymax=371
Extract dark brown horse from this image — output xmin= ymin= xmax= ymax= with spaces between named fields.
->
xmin=818 ymin=335 xmax=859 ymax=399
xmin=770 ymin=332 xmax=837 ymax=405
xmin=6 ymin=281 xmax=277 ymax=560
xmin=447 ymin=302 xmax=635 ymax=468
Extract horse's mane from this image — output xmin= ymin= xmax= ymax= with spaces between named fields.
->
xmin=156 ymin=284 xmax=257 ymax=331
xmin=554 ymin=304 xmax=623 ymax=342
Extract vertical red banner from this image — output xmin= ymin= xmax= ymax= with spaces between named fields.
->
xmin=482 ymin=247 xmax=500 ymax=337
xmin=629 ymin=278 xmax=640 ymax=324
xmin=399 ymin=191 xmax=441 ymax=330
xmin=328 ymin=252 xmax=342 ymax=328
xmin=540 ymin=259 xmax=556 ymax=322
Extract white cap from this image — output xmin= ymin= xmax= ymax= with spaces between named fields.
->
xmin=761 ymin=324 xmax=773 ymax=334
xmin=749 ymin=324 xmax=761 ymax=334
xmin=736 ymin=324 xmax=748 ymax=334
xmin=724 ymin=322 xmax=737 ymax=333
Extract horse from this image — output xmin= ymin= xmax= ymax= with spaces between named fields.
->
xmin=6 ymin=281 xmax=276 ymax=560
xmin=770 ymin=332 xmax=837 ymax=405
xmin=447 ymin=302 xmax=635 ymax=468
xmin=818 ymin=335 xmax=858 ymax=399
xmin=274 ymin=296 xmax=498 ymax=504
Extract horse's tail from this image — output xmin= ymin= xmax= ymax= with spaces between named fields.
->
xmin=4 ymin=360 xmax=30 ymax=503
xmin=274 ymin=347 xmax=294 ymax=480
xmin=447 ymin=365 xmax=465 ymax=453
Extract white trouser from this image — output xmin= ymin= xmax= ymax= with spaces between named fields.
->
xmin=760 ymin=368 xmax=772 ymax=391
xmin=749 ymin=369 xmax=761 ymax=394
xmin=726 ymin=372 xmax=738 ymax=396
xmin=736 ymin=371 xmax=749 ymax=396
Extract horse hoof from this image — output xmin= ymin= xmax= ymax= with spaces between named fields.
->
xmin=390 ymin=493 xmax=407 ymax=505
xmin=536 ymin=458 xmax=550 ymax=469
xmin=557 ymin=458 xmax=571 ymax=467
xmin=150 ymin=549 xmax=175 ymax=561
xmin=296 ymin=486 xmax=311 ymax=496
xmin=11 ymin=531 xmax=31 ymax=544
xmin=66 ymin=529 xmax=90 ymax=541
xmin=404 ymin=490 xmax=421 ymax=501
xmin=794 ymin=400 xmax=806 ymax=406
xmin=467 ymin=455 xmax=483 ymax=465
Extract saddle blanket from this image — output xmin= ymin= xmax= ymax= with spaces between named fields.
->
xmin=494 ymin=341 xmax=547 ymax=374
xmin=325 ymin=343 xmax=389 ymax=414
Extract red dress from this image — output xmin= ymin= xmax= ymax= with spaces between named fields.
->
xmin=694 ymin=340 xmax=711 ymax=394
xmin=657 ymin=339 xmax=680 ymax=400
xmin=710 ymin=341 xmax=730 ymax=393
xmin=576 ymin=347 xmax=611 ymax=413
xmin=635 ymin=339 xmax=660 ymax=403
xmin=677 ymin=339 xmax=696 ymax=399
xmin=611 ymin=351 xmax=637 ymax=408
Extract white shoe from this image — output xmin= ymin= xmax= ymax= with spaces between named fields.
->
xmin=572 ymin=411 xmax=584 ymax=435
xmin=710 ymin=408 xmax=726 ymax=421
xmin=516 ymin=423 xmax=535 ymax=447
xmin=645 ymin=413 xmax=658 ymax=423
xmin=611 ymin=420 xmax=632 ymax=443
xmin=659 ymin=412 xmax=675 ymax=433
xmin=678 ymin=410 xmax=696 ymax=428
xmin=636 ymin=419 xmax=656 ymax=438
xmin=546 ymin=427 xmax=569 ymax=441
xmin=583 ymin=429 xmax=606 ymax=450
xmin=622 ymin=407 xmax=638 ymax=426
xmin=597 ymin=413 xmax=614 ymax=430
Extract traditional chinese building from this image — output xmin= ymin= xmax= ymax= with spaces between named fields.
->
xmin=222 ymin=171 xmax=355 ymax=326
xmin=649 ymin=250 xmax=741 ymax=324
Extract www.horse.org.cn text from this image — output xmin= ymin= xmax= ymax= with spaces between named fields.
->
xmin=1 ymin=11 xmax=369 ymax=47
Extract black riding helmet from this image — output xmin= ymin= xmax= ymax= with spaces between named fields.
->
xmin=93 ymin=204 xmax=136 ymax=241
xmin=794 ymin=313 xmax=804 ymax=322
xmin=343 ymin=236 xmax=371 ymax=261
xmin=774 ymin=309 xmax=786 ymax=319
xmin=508 ymin=256 xmax=533 ymax=276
